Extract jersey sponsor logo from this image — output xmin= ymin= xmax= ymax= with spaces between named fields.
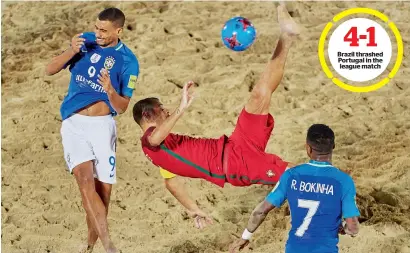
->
xmin=75 ymin=74 xmax=106 ymax=93
xmin=104 ymin=56 xmax=115 ymax=70
xmin=291 ymin=179 xmax=334 ymax=195
xmin=90 ymin=53 xmax=101 ymax=64
xmin=127 ymin=75 xmax=137 ymax=89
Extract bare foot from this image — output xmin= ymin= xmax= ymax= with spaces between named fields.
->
xmin=107 ymin=248 xmax=119 ymax=253
xmin=277 ymin=3 xmax=300 ymax=35
xmin=78 ymin=244 xmax=94 ymax=253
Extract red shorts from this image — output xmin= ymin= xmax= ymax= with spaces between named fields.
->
xmin=223 ymin=108 xmax=288 ymax=186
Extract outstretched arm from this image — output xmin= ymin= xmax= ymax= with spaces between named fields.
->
xmin=230 ymin=168 xmax=290 ymax=253
xmin=229 ymin=201 xmax=275 ymax=253
xmin=246 ymin=201 xmax=275 ymax=232
xmin=148 ymin=81 xmax=195 ymax=146
xmin=164 ymin=176 xmax=213 ymax=229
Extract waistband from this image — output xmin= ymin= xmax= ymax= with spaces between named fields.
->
xmin=66 ymin=113 xmax=114 ymax=122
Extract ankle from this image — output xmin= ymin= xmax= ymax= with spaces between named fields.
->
xmin=86 ymin=245 xmax=94 ymax=253
xmin=103 ymin=241 xmax=117 ymax=253
xmin=107 ymin=245 xmax=118 ymax=253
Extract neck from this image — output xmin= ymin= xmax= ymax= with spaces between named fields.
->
xmin=102 ymin=38 xmax=119 ymax=49
xmin=310 ymin=153 xmax=332 ymax=163
xmin=142 ymin=122 xmax=157 ymax=132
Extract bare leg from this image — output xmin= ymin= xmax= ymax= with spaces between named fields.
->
xmin=245 ymin=3 xmax=300 ymax=115
xmin=83 ymin=179 xmax=112 ymax=252
xmin=73 ymin=161 xmax=117 ymax=253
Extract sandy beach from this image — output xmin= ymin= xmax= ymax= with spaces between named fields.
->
xmin=1 ymin=1 xmax=409 ymax=253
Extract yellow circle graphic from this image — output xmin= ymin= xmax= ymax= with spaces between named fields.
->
xmin=318 ymin=7 xmax=403 ymax=93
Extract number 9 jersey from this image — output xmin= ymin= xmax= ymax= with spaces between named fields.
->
xmin=265 ymin=160 xmax=360 ymax=253
xmin=60 ymin=40 xmax=139 ymax=120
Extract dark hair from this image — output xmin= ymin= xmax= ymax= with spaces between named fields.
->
xmin=98 ymin=8 xmax=125 ymax=28
xmin=133 ymin=97 xmax=161 ymax=126
xmin=306 ymin=124 xmax=335 ymax=154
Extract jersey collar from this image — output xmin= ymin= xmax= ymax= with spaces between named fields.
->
xmin=99 ymin=40 xmax=123 ymax=51
xmin=114 ymin=40 xmax=124 ymax=51
xmin=307 ymin=160 xmax=333 ymax=167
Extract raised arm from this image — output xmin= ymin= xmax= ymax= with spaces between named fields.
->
xmin=148 ymin=81 xmax=195 ymax=146
xmin=45 ymin=33 xmax=85 ymax=76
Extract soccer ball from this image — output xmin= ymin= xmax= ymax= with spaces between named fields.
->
xmin=221 ymin=17 xmax=256 ymax=52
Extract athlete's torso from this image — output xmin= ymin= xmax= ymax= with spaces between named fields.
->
xmin=285 ymin=161 xmax=350 ymax=252
xmin=141 ymin=127 xmax=227 ymax=187
xmin=60 ymin=40 xmax=139 ymax=120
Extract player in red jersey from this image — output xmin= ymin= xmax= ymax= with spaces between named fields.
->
xmin=133 ymin=4 xmax=300 ymax=228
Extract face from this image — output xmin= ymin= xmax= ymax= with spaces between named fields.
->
xmin=94 ymin=19 xmax=122 ymax=47
xmin=151 ymin=103 xmax=170 ymax=124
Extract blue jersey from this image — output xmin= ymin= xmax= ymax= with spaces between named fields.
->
xmin=60 ymin=39 xmax=139 ymax=120
xmin=266 ymin=160 xmax=360 ymax=253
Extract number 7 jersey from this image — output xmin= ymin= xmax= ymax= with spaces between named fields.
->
xmin=265 ymin=160 xmax=360 ymax=253
xmin=60 ymin=40 xmax=139 ymax=120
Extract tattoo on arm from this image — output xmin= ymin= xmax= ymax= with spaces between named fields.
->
xmin=248 ymin=211 xmax=268 ymax=232
xmin=247 ymin=201 xmax=273 ymax=233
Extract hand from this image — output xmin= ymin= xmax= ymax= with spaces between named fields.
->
xmin=178 ymin=81 xmax=195 ymax=111
xmin=97 ymin=68 xmax=114 ymax=95
xmin=186 ymin=208 xmax=213 ymax=229
xmin=70 ymin=33 xmax=86 ymax=54
xmin=338 ymin=223 xmax=346 ymax=235
xmin=229 ymin=238 xmax=250 ymax=253
xmin=338 ymin=221 xmax=357 ymax=237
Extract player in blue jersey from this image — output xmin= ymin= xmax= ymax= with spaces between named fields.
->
xmin=229 ymin=124 xmax=360 ymax=253
xmin=45 ymin=7 xmax=139 ymax=253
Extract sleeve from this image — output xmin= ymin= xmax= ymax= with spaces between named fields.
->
xmin=341 ymin=175 xmax=361 ymax=219
xmin=120 ymin=55 xmax=140 ymax=98
xmin=141 ymin=127 xmax=160 ymax=151
xmin=160 ymin=168 xmax=177 ymax=179
xmin=265 ymin=170 xmax=290 ymax=207
xmin=63 ymin=51 xmax=82 ymax=70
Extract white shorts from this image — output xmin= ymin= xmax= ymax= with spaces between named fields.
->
xmin=60 ymin=114 xmax=117 ymax=184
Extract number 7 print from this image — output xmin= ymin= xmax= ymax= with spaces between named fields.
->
xmin=295 ymin=199 xmax=320 ymax=237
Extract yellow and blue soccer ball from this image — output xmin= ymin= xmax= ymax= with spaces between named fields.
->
xmin=221 ymin=17 xmax=256 ymax=52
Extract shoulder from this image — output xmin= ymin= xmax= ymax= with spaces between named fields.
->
xmin=142 ymin=126 xmax=158 ymax=140
xmin=285 ymin=163 xmax=306 ymax=175
xmin=118 ymin=43 xmax=139 ymax=64
xmin=141 ymin=127 xmax=157 ymax=148
xmin=323 ymin=166 xmax=356 ymax=191
xmin=276 ymin=167 xmax=294 ymax=184
xmin=329 ymin=166 xmax=353 ymax=182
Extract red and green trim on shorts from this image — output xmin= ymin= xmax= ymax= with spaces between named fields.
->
xmin=160 ymin=144 xmax=275 ymax=185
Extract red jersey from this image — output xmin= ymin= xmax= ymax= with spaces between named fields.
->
xmin=141 ymin=127 xmax=227 ymax=187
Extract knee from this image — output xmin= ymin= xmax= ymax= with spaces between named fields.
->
xmin=73 ymin=166 xmax=96 ymax=194
xmin=250 ymin=86 xmax=270 ymax=101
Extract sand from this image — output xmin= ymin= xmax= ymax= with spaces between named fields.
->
xmin=1 ymin=1 xmax=409 ymax=253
